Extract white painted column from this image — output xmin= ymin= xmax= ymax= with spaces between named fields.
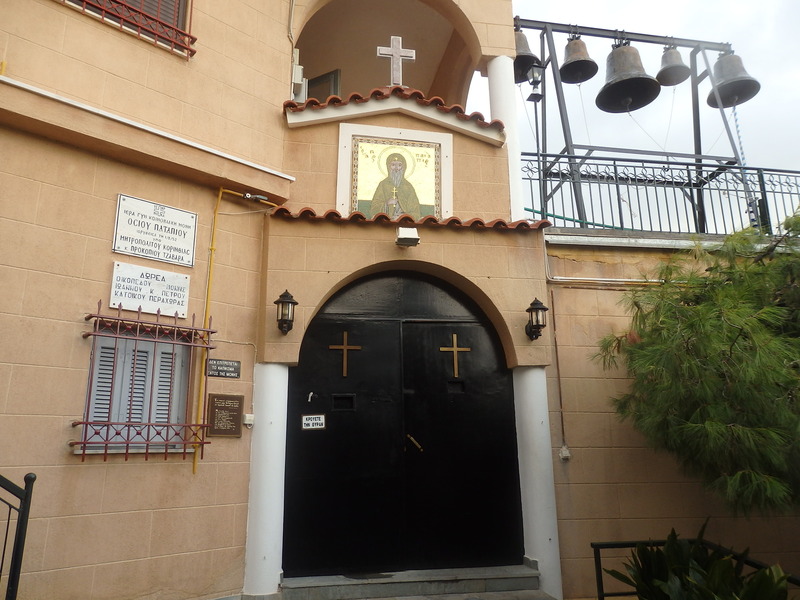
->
xmin=513 ymin=366 xmax=563 ymax=600
xmin=243 ymin=363 xmax=289 ymax=597
xmin=487 ymin=55 xmax=526 ymax=222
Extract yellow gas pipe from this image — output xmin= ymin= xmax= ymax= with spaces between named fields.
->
xmin=192 ymin=188 xmax=276 ymax=473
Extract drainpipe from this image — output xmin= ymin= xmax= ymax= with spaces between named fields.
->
xmin=193 ymin=189 xmax=276 ymax=474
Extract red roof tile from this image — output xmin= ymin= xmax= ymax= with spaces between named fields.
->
xmin=283 ymin=85 xmax=505 ymax=132
xmin=271 ymin=207 xmax=549 ymax=231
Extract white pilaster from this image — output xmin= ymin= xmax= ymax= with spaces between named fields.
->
xmin=487 ymin=55 xmax=526 ymax=222
xmin=243 ymin=363 xmax=289 ymax=596
xmin=513 ymin=366 xmax=563 ymax=600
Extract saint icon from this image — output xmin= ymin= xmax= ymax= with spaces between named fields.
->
xmin=369 ymin=152 xmax=421 ymax=220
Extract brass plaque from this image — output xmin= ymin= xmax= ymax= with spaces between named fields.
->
xmin=207 ymin=394 xmax=244 ymax=437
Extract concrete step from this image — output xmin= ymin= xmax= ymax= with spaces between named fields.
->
xmin=280 ymin=565 xmax=554 ymax=600
xmin=355 ymin=594 xmax=555 ymax=600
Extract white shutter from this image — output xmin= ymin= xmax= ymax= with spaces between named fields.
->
xmin=88 ymin=338 xmax=149 ymax=443
xmin=89 ymin=341 xmax=117 ymax=422
xmin=124 ymin=346 xmax=150 ymax=424
xmin=86 ymin=335 xmax=191 ymax=449
xmin=153 ymin=345 xmax=176 ymax=423
xmin=154 ymin=345 xmax=175 ymax=443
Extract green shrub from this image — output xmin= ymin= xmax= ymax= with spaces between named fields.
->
xmin=596 ymin=221 xmax=800 ymax=513
xmin=606 ymin=527 xmax=792 ymax=600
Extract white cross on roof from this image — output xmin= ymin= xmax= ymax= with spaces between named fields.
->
xmin=377 ymin=36 xmax=416 ymax=87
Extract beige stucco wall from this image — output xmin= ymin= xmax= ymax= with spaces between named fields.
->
xmin=546 ymin=237 xmax=800 ymax=599
xmin=0 ymin=127 xmax=261 ymax=599
xmin=3 ymin=3 xmax=799 ymax=600
xmin=2 ymin=0 xmax=290 ymax=169
xmin=259 ymin=218 xmax=550 ymax=369
xmin=0 ymin=2 xmax=282 ymax=597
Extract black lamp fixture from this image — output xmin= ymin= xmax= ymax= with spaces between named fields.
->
xmin=274 ymin=290 xmax=298 ymax=335
xmin=525 ymin=298 xmax=549 ymax=340
xmin=525 ymin=60 xmax=545 ymax=102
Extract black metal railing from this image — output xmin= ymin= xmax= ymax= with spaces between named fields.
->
xmin=0 ymin=473 xmax=36 ymax=600
xmin=591 ymin=539 xmax=800 ymax=600
xmin=522 ymin=152 xmax=800 ymax=235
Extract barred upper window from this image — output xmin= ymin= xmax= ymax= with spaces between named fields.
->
xmin=72 ymin=305 xmax=215 ymax=460
xmin=58 ymin=0 xmax=197 ymax=56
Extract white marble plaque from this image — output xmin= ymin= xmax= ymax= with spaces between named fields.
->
xmin=110 ymin=262 xmax=190 ymax=318
xmin=113 ymin=194 xmax=197 ymax=266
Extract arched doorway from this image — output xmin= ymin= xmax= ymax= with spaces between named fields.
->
xmin=282 ymin=271 xmax=523 ymax=576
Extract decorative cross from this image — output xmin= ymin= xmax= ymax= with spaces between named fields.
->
xmin=329 ymin=331 xmax=362 ymax=377
xmin=439 ymin=333 xmax=471 ymax=378
xmin=377 ymin=35 xmax=416 ymax=87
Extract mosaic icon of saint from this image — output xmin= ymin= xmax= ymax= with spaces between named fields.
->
xmin=369 ymin=152 xmax=421 ymax=220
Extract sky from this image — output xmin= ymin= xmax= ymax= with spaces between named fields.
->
xmin=466 ymin=0 xmax=800 ymax=172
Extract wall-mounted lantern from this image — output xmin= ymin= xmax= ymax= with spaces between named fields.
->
xmin=275 ymin=290 xmax=298 ymax=335
xmin=525 ymin=298 xmax=549 ymax=340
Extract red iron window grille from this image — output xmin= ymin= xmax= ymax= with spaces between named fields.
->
xmin=72 ymin=303 xmax=215 ymax=461
xmin=58 ymin=0 xmax=197 ymax=56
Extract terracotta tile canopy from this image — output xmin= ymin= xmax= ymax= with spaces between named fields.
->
xmin=285 ymin=86 xmax=504 ymax=130
xmin=283 ymin=86 xmax=506 ymax=146
xmin=272 ymin=206 xmax=550 ymax=231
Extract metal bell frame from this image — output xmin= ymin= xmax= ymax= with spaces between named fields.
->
xmin=513 ymin=18 xmax=761 ymax=229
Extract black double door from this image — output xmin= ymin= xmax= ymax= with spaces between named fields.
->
xmin=282 ymin=274 xmax=523 ymax=577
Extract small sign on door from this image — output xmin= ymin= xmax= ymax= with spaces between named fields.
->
xmin=302 ymin=414 xmax=326 ymax=430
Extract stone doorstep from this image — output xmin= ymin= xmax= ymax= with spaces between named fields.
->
xmin=280 ymin=565 xmax=550 ymax=600
xmin=359 ymin=594 xmax=555 ymax=600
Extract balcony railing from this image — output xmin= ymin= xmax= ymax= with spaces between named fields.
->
xmin=522 ymin=151 xmax=800 ymax=235
xmin=1 ymin=473 xmax=35 ymax=600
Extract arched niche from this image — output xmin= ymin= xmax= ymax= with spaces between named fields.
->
xmin=292 ymin=0 xmax=483 ymax=105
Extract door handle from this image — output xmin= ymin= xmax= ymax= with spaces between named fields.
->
xmin=406 ymin=433 xmax=424 ymax=452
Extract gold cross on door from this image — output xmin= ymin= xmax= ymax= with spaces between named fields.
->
xmin=329 ymin=331 xmax=362 ymax=377
xmin=439 ymin=333 xmax=471 ymax=378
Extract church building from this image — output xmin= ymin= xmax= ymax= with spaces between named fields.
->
xmin=1 ymin=1 xmax=798 ymax=600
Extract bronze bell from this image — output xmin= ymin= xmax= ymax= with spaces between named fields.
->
xmin=514 ymin=30 xmax=542 ymax=84
xmin=596 ymin=44 xmax=661 ymax=113
xmin=656 ymin=47 xmax=690 ymax=86
xmin=707 ymin=53 xmax=760 ymax=108
xmin=560 ymin=37 xmax=598 ymax=84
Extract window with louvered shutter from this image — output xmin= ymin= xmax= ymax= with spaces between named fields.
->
xmin=86 ymin=338 xmax=188 ymax=447
xmin=75 ymin=308 xmax=214 ymax=460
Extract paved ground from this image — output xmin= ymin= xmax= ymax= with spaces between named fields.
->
xmin=358 ymin=593 xmax=555 ymax=600
xmin=280 ymin=566 xmax=559 ymax=600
